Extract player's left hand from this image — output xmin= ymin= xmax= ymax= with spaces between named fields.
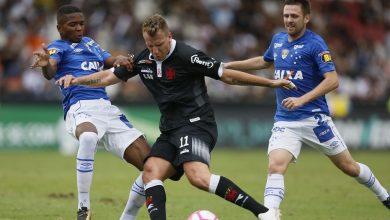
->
xmin=113 ymin=54 xmax=134 ymax=71
xmin=281 ymin=97 xmax=305 ymax=110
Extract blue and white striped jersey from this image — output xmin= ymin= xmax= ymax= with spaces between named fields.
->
xmin=48 ymin=36 xmax=111 ymax=117
xmin=264 ymin=30 xmax=336 ymax=121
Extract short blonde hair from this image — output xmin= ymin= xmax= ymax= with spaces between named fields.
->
xmin=142 ymin=14 xmax=169 ymax=37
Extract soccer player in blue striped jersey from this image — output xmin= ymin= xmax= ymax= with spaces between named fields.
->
xmin=32 ymin=5 xmax=148 ymax=220
xmin=225 ymin=0 xmax=389 ymax=219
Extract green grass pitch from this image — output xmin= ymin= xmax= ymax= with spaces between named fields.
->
xmin=0 ymin=149 xmax=389 ymax=220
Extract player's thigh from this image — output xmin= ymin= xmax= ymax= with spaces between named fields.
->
xmin=101 ymin=127 xmax=144 ymax=161
xmin=145 ymin=135 xmax=178 ymax=180
xmin=268 ymin=121 xmax=303 ymax=160
xmin=75 ymin=122 xmax=97 ymax=139
xmin=100 ymin=105 xmax=146 ymax=159
xmin=302 ymin=114 xmax=347 ymax=155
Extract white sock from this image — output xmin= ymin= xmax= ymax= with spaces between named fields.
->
xmin=208 ymin=174 xmax=220 ymax=193
xmin=264 ymin=174 xmax=284 ymax=209
xmin=355 ymin=162 xmax=389 ymax=201
xmin=76 ymin=132 xmax=98 ymax=209
xmin=120 ymin=173 xmax=145 ymax=220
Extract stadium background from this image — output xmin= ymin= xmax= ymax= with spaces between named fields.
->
xmin=1 ymin=0 xmax=390 ymax=151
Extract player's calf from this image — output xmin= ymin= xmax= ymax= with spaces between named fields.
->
xmin=209 ymin=174 xmax=269 ymax=217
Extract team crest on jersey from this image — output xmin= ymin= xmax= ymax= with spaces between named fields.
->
xmin=166 ymin=67 xmax=176 ymax=80
xmin=319 ymin=51 xmax=332 ymax=63
xmin=48 ymin=48 xmax=58 ymax=55
xmin=281 ymin=49 xmax=289 ymax=59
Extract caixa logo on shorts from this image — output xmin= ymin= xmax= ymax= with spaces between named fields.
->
xmin=190 ymin=54 xmax=214 ymax=68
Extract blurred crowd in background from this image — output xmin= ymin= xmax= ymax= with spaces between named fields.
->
xmin=1 ymin=0 xmax=390 ymax=113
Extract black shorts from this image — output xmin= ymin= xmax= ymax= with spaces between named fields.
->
xmin=147 ymin=121 xmax=218 ymax=181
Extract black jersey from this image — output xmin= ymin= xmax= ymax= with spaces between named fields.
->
xmin=114 ymin=40 xmax=222 ymax=132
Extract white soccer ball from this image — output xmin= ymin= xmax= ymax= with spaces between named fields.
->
xmin=187 ymin=210 xmax=219 ymax=220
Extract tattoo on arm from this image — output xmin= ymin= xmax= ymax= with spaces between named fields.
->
xmin=80 ymin=79 xmax=102 ymax=86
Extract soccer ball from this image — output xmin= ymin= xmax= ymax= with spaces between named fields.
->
xmin=187 ymin=210 xmax=219 ymax=220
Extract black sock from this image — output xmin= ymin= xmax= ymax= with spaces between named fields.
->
xmin=215 ymin=176 xmax=268 ymax=216
xmin=145 ymin=185 xmax=166 ymax=220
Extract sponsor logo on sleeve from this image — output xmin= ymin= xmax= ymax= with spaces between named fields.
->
xmin=48 ymin=48 xmax=58 ymax=55
xmin=190 ymin=54 xmax=214 ymax=68
xmin=319 ymin=51 xmax=332 ymax=63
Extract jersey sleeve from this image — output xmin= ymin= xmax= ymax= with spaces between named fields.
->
xmin=181 ymin=44 xmax=222 ymax=80
xmin=47 ymin=41 xmax=64 ymax=62
xmin=263 ymin=35 xmax=276 ymax=62
xmin=113 ymin=66 xmax=137 ymax=81
xmin=311 ymin=37 xmax=336 ymax=75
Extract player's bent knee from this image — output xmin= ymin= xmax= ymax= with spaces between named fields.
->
xmin=142 ymin=157 xmax=171 ymax=183
xmin=268 ymin=160 xmax=289 ymax=174
xmin=142 ymin=163 xmax=154 ymax=183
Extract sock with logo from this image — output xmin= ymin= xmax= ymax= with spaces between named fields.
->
xmin=355 ymin=163 xmax=389 ymax=201
xmin=76 ymin=132 xmax=98 ymax=210
xmin=264 ymin=173 xmax=284 ymax=208
xmin=120 ymin=172 xmax=145 ymax=220
xmin=144 ymin=180 xmax=166 ymax=220
xmin=209 ymin=174 xmax=268 ymax=216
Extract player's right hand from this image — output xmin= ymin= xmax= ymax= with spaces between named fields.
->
xmin=55 ymin=74 xmax=77 ymax=88
xmin=113 ymin=54 xmax=134 ymax=71
xmin=31 ymin=43 xmax=50 ymax=68
xmin=271 ymin=79 xmax=297 ymax=90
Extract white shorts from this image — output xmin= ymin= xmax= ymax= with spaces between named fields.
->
xmin=65 ymin=99 xmax=143 ymax=160
xmin=268 ymin=114 xmax=347 ymax=160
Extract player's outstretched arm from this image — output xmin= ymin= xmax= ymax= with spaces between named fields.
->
xmin=56 ymin=69 xmax=121 ymax=88
xmin=224 ymin=56 xmax=273 ymax=71
xmin=31 ymin=43 xmax=58 ymax=80
xmin=220 ymin=68 xmax=296 ymax=89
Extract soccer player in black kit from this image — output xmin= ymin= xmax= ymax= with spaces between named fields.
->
xmin=57 ymin=14 xmax=296 ymax=220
